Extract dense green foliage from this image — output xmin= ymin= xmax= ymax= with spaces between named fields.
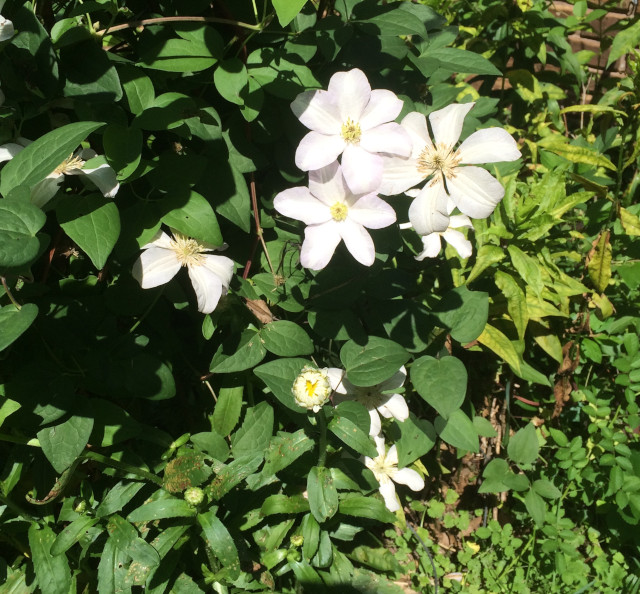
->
xmin=0 ymin=0 xmax=639 ymax=592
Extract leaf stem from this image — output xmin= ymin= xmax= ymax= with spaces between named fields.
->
xmin=95 ymin=16 xmax=264 ymax=37
xmin=1 ymin=276 xmax=21 ymax=310
xmin=129 ymin=287 xmax=164 ymax=333
xmin=317 ymin=409 xmax=328 ymax=467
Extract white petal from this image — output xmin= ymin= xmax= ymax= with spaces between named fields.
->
xmin=449 ymin=214 xmax=473 ymax=229
xmin=274 ymin=186 xmax=332 ymax=225
xmin=0 ymin=142 xmax=24 ymax=163
xmin=337 ymin=219 xmax=376 ymax=266
xmin=291 ymin=89 xmax=342 ymax=134
xmin=379 ymin=480 xmax=400 ymax=512
xmin=133 ymin=247 xmax=181 ymax=289
xmin=300 ymin=222 xmax=341 ymax=270
xmin=359 ymin=89 xmax=404 ymax=130
xmin=31 ymin=176 xmax=63 ymax=208
xmin=141 ymin=229 xmax=174 ymax=250
xmin=379 ymin=156 xmax=424 ymax=196
xmin=188 ymin=265 xmax=224 ymax=314
xmin=341 ymin=144 xmax=383 ymax=195
xmin=377 ymin=393 xmax=409 ymax=422
xmin=429 ymin=102 xmax=474 ymax=148
xmin=415 ymin=233 xmax=442 ymax=260
xmin=447 ymin=166 xmax=505 ymax=219
xmin=295 ymin=131 xmax=345 ymax=172
xmin=0 ymin=17 xmax=14 ymax=42
xmin=408 ymin=184 xmax=450 ymax=236
xmin=201 ymin=254 xmax=234 ymax=289
xmin=400 ymin=112 xmax=433 ymax=159
xmin=391 ymin=467 xmax=425 ymax=492
xmin=328 ymin=68 xmax=371 ymax=122
xmin=74 ymin=163 xmax=120 ymax=197
xmin=360 ymin=123 xmax=411 ymax=158
xmin=326 ymin=367 xmax=348 ymax=394
xmin=308 ymin=161 xmax=349 ymax=206
xmin=458 ymin=128 xmax=521 ymax=164
xmin=368 ymin=409 xmax=382 ymax=436
xmin=373 ymin=435 xmax=386 ymax=458
xmin=386 ymin=444 xmax=399 ymax=466
xmin=442 ymin=229 xmax=473 ymax=259
xmin=348 ymin=193 xmax=396 ymax=230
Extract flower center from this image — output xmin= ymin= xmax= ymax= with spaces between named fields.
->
xmin=170 ymin=233 xmax=206 ymax=267
xmin=354 ymin=387 xmax=386 ymax=410
xmin=370 ymin=453 xmax=397 ymax=484
xmin=292 ymin=366 xmax=332 ymax=411
xmin=417 ymin=143 xmax=461 ymax=181
xmin=341 ymin=118 xmax=361 ymax=144
xmin=330 ymin=202 xmax=348 ymax=222
xmin=54 ymin=154 xmax=85 ymax=175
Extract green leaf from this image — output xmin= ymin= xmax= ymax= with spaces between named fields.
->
xmin=107 ymin=515 xmax=160 ymax=569
xmin=260 ymin=320 xmax=314 ymax=356
xmin=96 ymin=481 xmax=145 ymax=518
xmin=607 ymin=19 xmax=640 ymax=66
xmin=425 ymin=47 xmax=502 ymax=75
xmin=328 ymin=415 xmax=377 ymax=458
xmin=435 ymin=410 xmax=479 ymax=453
xmin=0 ymin=303 xmax=39 ymax=351
xmin=0 ymin=121 xmax=104 ymax=196
xmin=37 ymin=415 xmax=94 ymax=473
xmin=103 ymin=124 xmax=142 ymax=180
xmin=139 ymin=28 xmax=223 ymax=72
xmin=214 ymin=58 xmax=249 ymax=105
xmin=411 ymin=356 xmax=467 ymax=418
xmin=163 ymin=451 xmax=212 ymax=493
xmin=272 ymin=0 xmax=308 ymax=26
xmin=495 ymin=271 xmax=528 ymax=340
xmin=50 ymin=516 xmax=100 ymax=556
xmin=0 ymin=396 xmax=20 ymax=428
xmin=538 ymin=135 xmax=616 ymax=170
xmin=254 ymin=358 xmax=312 ymax=412
xmin=434 ymin=287 xmax=489 ymax=344
xmin=262 ymin=429 xmax=315 ymax=476
xmin=28 ymin=524 xmax=72 ymax=594
xmin=301 ymin=513 xmax=320 ymax=562
xmin=340 ymin=337 xmax=409 ymax=387
xmin=358 ymin=7 xmax=428 ymax=37
xmin=507 ymin=423 xmax=539 ymax=465
xmin=466 ymin=245 xmax=506 ymax=283
xmin=120 ymin=68 xmax=155 ymax=115
xmin=350 ymin=545 xmax=402 ymax=573
xmin=211 ymin=386 xmax=243 ymax=437
xmin=261 ymin=493 xmax=310 ymax=515
xmin=478 ymin=458 xmax=511 ymax=493
xmin=190 ymin=431 xmax=229 ymax=460
xmin=161 ymin=190 xmax=223 ymax=247
xmin=473 ymin=416 xmax=497 ymax=438
xmin=307 ymin=466 xmax=339 ymax=523
xmin=395 ymin=414 xmax=436 ymax=467
xmin=127 ymin=497 xmax=196 ymax=523
xmin=198 ymin=511 xmax=241 ymax=579
xmin=210 ymin=329 xmax=266 ymax=374
xmin=620 ymin=207 xmax=640 ymax=236
xmin=507 ymin=245 xmax=544 ymax=296
xmin=532 ymin=479 xmax=561 ymax=499
xmin=57 ymin=194 xmax=121 ymax=270
xmin=98 ymin=535 xmax=129 ymax=593
xmin=477 ymin=324 xmax=522 ymax=374
xmin=207 ymin=454 xmax=263 ymax=500
xmin=588 ymin=231 xmax=612 ymax=293
xmin=524 ymin=488 xmax=546 ymax=525
xmin=231 ymin=401 xmax=274 ymax=457
xmin=0 ymin=199 xmax=46 ymax=269
xmin=339 ymin=495 xmax=396 ymax=524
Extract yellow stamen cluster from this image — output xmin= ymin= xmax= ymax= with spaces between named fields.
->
xmin=330 ymin=202 xmax=348 ymax=222
xmin=292 ymin=366 xmax=332 ymax=412
xmin=417 ymin=143 xmax=462 ymax=181
xmin=369 ymin=451 xmax=397 ymax=484
xmin=54 ymin=154 xmax=85 ymax=175
xmin=170 ymin=233 xmax=206 ymax=267
xmin=341 ymin=118 xmax=361 ymax=144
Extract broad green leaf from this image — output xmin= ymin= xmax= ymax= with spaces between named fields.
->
xmin=127 ymin=497 xmax=197 ymax=523
xmin=478 ymin=458 xmax=511 ymax=493
xmin=96 ymin=481 xmax=145 ymax=518
xmin=538 ymin=135 xmax=615 ymax=170
xmin=434 ymin=286 xmax=489 ymax=344
xmin=163 ymin=451 xmax=212 ymax=493
xmin=466 ymin=244 xmax=506 ymax=283
xmin=0 ymin=121 xmax=104 ymax=196
xmin=508 ymin=245 xmax=544 ymax=296
xmin=533 ymin=332 xmax=563 ymax=364
xmin=260 ymin=320 xmax=314 ymax=356
xmin=532 ymin=479 xmax=561 ymax=499
xmin=231 ymin=401 xmax=274 ymax=457
xmin=28 ymin=524 xmax=72 ymax=594
xmin=215 ymin=163 xmax=251 ymax=232
xmin=588 ymin=231 xmax=612 ymax=293
xmin=607 ymin=19 xmax=640 ymax=66
xmin=620 ymin=208 xmax=640 ymax=236
xmin=272 ymin=0 xmax=308 ymax=26
xmin=426 ymin=47 xmax=502 ymax=75
xmin=98 ymin=535 xmax=129 ymax=593
xmin=207 ymin=454 xmax=263 ymax=500
xmin=434 ymin=410 xmax=479 ymax=453
xmin=37 ymin=415 xmax=94 ymax=473
xmin=507 ymin=423 xmax=539 ymax=465
xmin=120 ymin=68 xmax=155 ymax=115
xmin=107 ymin=515 xmax=160 ymax=569
xmin=211 ymin=386 xmax=243 ymax=437
xmin=50 ymin=516 xmax=100 ymax=556
xmin=261 ymin=429 xmax=315 ymax=476
xmin=495 ymin=271 xmax=528 ymax=340
xmin=411 ymin=356 xmax=467 ymax=419
xmin=477 ymin=324 xmax=522 ymax=374
xmin=0 ymin=303 xmax=38 ymax=351
xmin=340 ymin=337 xmax=409 ymax=387
xmin=524 ymin=488 xmax=546 ymax=525
xmin=161 ymin=191 xmax=223 ymax=247
xmin=103 ymin=124 xmax=142 ymax=180
xmin=308 ymin=466 xmax=339 ymax=523
xmin=301 ymin=513 xmax=320 ymax=562
xmin=57 ymin=194 xmax=120 ymax=270
xmin=254 ymin=358 xmax=312 ymax=412
xmin=335 ymin=401 xmax=370 ymax=436
xmin=210 ymin=329 xmax=266 ymax=374
xmin=198 ymin=511 xmax=241 ymax=579
xmin=139 ymin=29 xmax=223 ymax=72
xmin=0 ymin=199 xmax=46 ymax=269
xmin=0 ymin=396 xmax=20 ymax=428
xmin=328 ymin=415 xmax=377 ymax=458
xmin=261 ymin=493 xmax=310 ymax=515
xmin=190 ymin=431 xmax=229 ymax=460
xmin=214 ymin=58 xmax=248 ymax=105
xmin=395 ymin=414 xmax=436 ymax=468
xmin=338 ymin=495 xmax=396 ymax=524
xmin=350 ymin=545 xmax=402 ymax=573
xmin=473 ymin=416 xmax=497 ymax=437
xmin=357 ymin=5 xmax=428 ymax=37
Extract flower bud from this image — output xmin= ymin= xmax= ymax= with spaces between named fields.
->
xmin=184 ymin=487 xmax=205 ymax=506
xmin=292 ymin=366 xmax=331 ymax=412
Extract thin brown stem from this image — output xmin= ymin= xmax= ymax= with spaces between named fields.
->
xmin=1 ymin=276 xmax=21 ymax=310
xmin=95 ymin=16 xmax=263 ymax=37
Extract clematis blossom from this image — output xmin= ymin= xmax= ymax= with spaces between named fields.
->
xmin=364 ymin=435 xmax=425 ymax=512
xmin=292 ymin=68 xmax=411 ymax=194
xmin=132 ymin=229 xmax=234 ymax=314
xmin=414 ymin=215 xmax=474 ymax=260
xmin=380 ymin=103 xmax=521 ymax=219
xmin=330 ymin=366 xmax=409 ymax=436
xmin=0 ymin=1 xmax=14 ymax=43
xmin=273 ymin=161 xmax=396 ymax=270
xmin=0 ymin=139 xmax=119 ymax=207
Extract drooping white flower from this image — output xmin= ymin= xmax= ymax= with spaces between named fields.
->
xmin=414 ymin=215 xmax=474 ymax=261
xmin=0 ymin=2 xmax=14 ymax=43
xmin=273 ymin=161 xmax=396 ymax=270
xmin=292 ymin=366 xmax=333 ymax=412
xmin=132 ymin=229 xmax=234 ymax=314
xmin=380 ymin=103 xmax=521 ymax=219
xmin=330 ymin=366 xmax=409 ymax=436
xmin=0 ymin=140 xmax=119 ymax=207
xmin=292 ymin=68 xmax=411 ymax=194
xmin=364 ymin=435 xmax=425 ymax=512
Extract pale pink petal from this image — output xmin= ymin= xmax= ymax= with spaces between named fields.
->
xmin=188 ymin=265 xmax=224 ymax=314
xmin=300 ymin=222 xmax=341 ymax=270
xmin=201 ymin=254 xmax=234 ymax=289
xmin=408 ymin=184 xmax=450 ymax=236
xmin=429 ymin=103 xmax=474 ymax=148
xmin=442 ymin=229 xmax=473 ymax=259
xmin=377 ymin=393 xmax=409 ymax=422
xmin=359 ymin=90 xmax=404 ymax=130
xmin=326 ymin=367 xmax=348 ymax=394
xmin=368 ymin=409 xmax=382 ymax=436
xmin=308 ymin=161 xmax=349 ymax=206
xmin=458 ymin=128 xmax=521 ymax=164
xmin=31 ymin=176 xmax=63 ymax=208
xmin=360 ymin=123 xmax=411 ymax=158
xmin=291 ymin=89 xmax=342 ymax=134
xmin=391 ymin=467 xmax=425 ymax=491
xmin=415 ymin=233 xmax=442 ymax=260
xmin=133 ymin=247 xmax=181 ymax=289
xmin=379 ymin=156 xmax=424 ymax=196
xmin=0 ymin=142 xmax=24 ymax=163
xmin=295 ymin=131 xmax=346 ymax=172
xmin=401 ymin=112 xmax=433 ymax=159
xmin=274 ymin=186 xmax=332 ymax=225
xmin=348 ymin=193 xmax=396 ymax=229
xmin=379 ymin=480 xmax=400 ymax=512
xmin=337 ymin=219 xmax=376 ymax=266
xmin=328 ymin=69 xmax=371 ymax=122
xmin=386 ymin=444 xmax=399 ymax=466
xmin=446 ymin=166 xmax=505 ymax=219
xmin=341 ymin=144 xmax=383 ymax=195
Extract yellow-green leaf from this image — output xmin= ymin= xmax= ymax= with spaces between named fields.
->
xmin=588 ymin=231 xmax=612 ymax=293
xmin=538 ymin=136 xmax=616 ymax=171
xmin=495 ymin=271 xmax=528 ymax=340
xmin=466 ymin=245 xmax=505 ymax=283
xmin=477 ymin=325 xmax=522 ymax=374
xmin=620 ymin=208 xmax=640 ymax=236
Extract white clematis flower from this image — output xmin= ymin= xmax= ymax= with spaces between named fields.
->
xmin=132 ymin=229 xmax=234 ymax=314
xmin=292 ymin=68 xmax=411 ymax=194
xmin=273 ymin=161 xmax=396 ymax=270
xmin=414 ymin=214 xmax=474 ymax=261
xmin=0 ymin=139 xmax=119 ymax=207
xmin=0 ymin=1 xmax=14 ymax=43
xmin=380 ymin=103 xmax=521 ymax=219
xmin=329 ymin=366 xmax=409 ymax=436
xmin=364 ymin=435 xmax=425 ymax=512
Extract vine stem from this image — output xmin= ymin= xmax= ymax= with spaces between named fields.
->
xmin=317 ymin=409 xmax=328 ymax=467
xmin=95 ymin=16 xmax=263 ymax=37
xmin=129 ymin=287 xmax=164 ymax=333
xmin=1 ymin=276 xmax=21 ymax=310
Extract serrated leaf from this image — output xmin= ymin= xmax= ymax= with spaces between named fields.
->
xmin=411 ymin=356 xmax=467 ymax=418
xmin=0 ymin=303 xmax=39 ymax=351
xmin=588 ymin=231 xmax=612 ymax=293
xmin=0 ymin=199 xmax=46 ymax=269
xmin=37 ymin=415 xmax=94 ymax=473
xmin=260 ymin=320 xmax=314 ymax=356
